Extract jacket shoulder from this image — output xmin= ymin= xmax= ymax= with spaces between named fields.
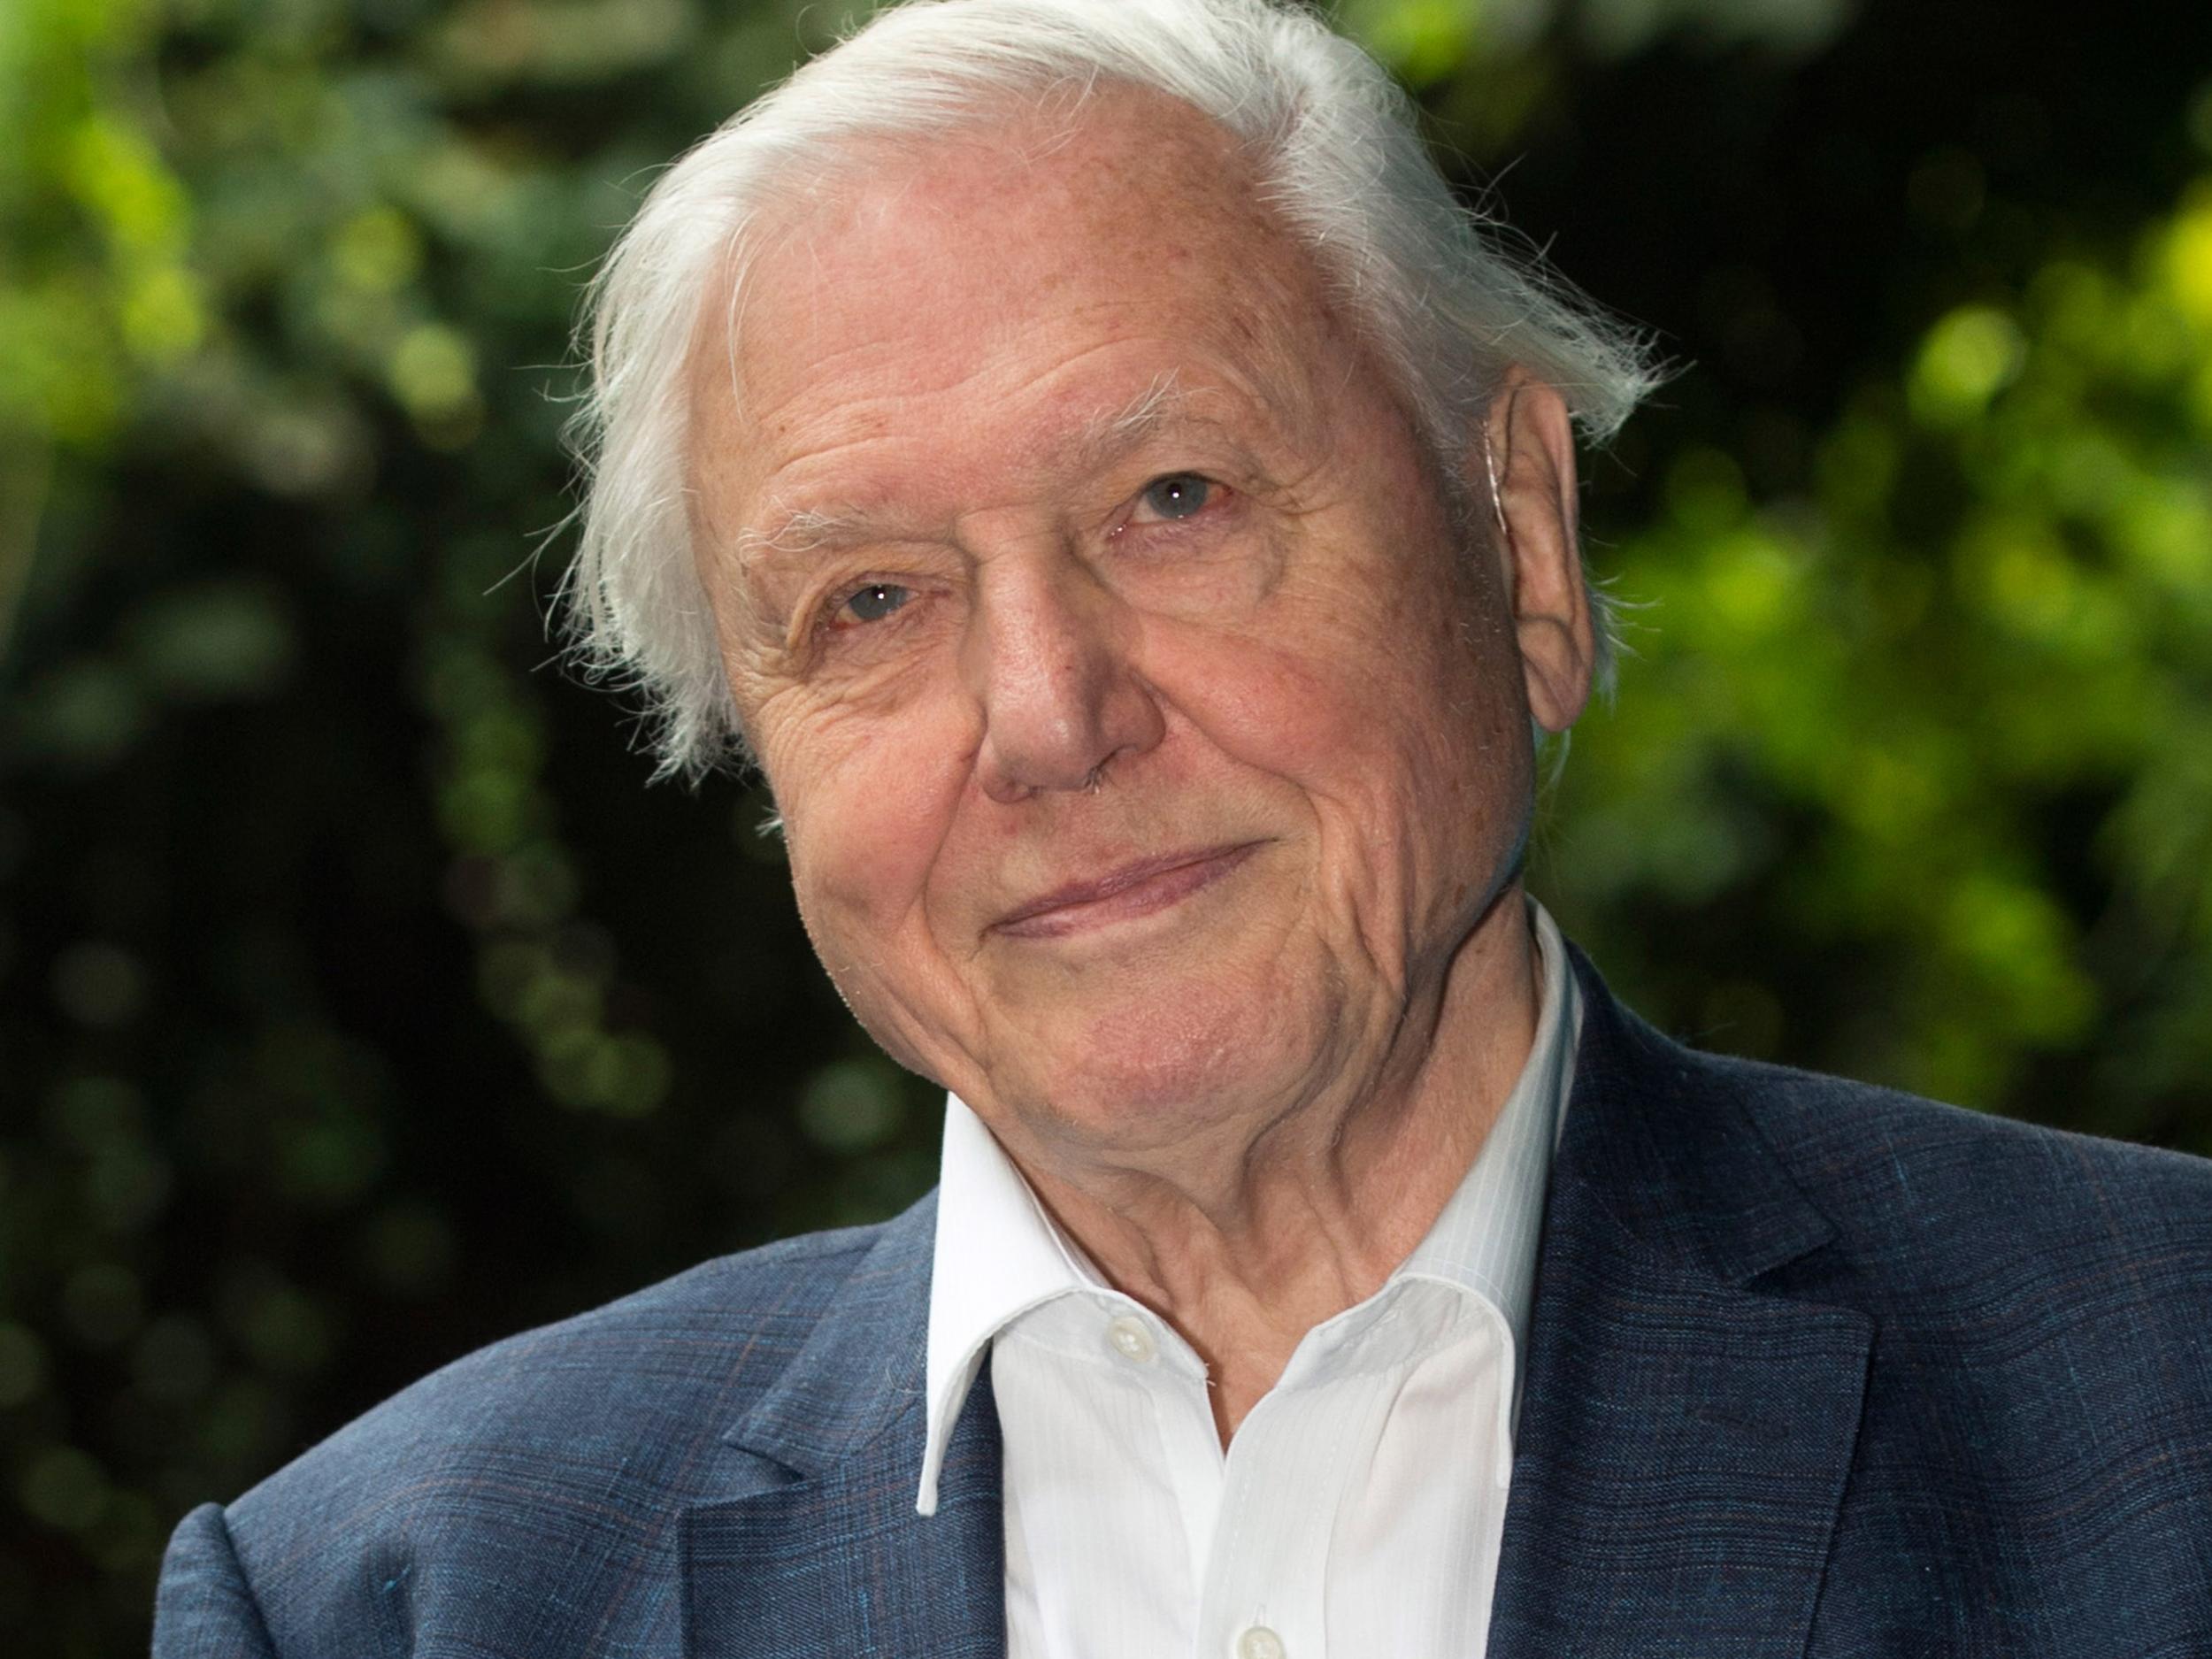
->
xmin=177 ymin=1209 xmax=924 ymax=1655
xmin=1640 ymin=1033 xmax=2212 ymax=1383
xmin=1571 ymin=948 xmax=2212 ymax=1269
xmin=250 ymin=1216 xmax=888 ymax=1497
xmin=1696 ymin=1043 xmax=2212 ymax=1263
xmin=1599 ymin=1018 xmax=2212 ymax=1637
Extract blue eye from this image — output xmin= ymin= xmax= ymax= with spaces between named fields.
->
xmin=1140 ymin=474 xmax=1211 ymax=520
xmin=840 ymin=582 xmax=912 ymax=625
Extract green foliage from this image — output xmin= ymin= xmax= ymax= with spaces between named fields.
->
xmin=1 ymin=0 xmax=2208 ymax=1649
xmin=1541 ymin=180 xmax=2212 ymax=1130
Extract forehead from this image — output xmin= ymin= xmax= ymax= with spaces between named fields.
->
xmin=685 ymin=87 xmax=1352 ymax=534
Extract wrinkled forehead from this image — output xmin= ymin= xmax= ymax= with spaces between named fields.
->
xmin=681 ymin=83 xmax=1346 ymax=466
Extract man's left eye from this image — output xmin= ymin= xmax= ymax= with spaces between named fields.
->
xmin=1137 ymin=473 xmax=1212 ymax=521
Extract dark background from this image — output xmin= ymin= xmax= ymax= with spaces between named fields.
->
xmin=4 ymin=0 xmax=2209 ymax=1647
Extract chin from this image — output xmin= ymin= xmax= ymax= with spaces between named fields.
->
xmin=1010 ymin=968 xmax=1333 ymax=1156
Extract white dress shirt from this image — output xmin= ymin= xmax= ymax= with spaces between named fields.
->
xmin=919 ymin=901 xmax=1582 ymax=1659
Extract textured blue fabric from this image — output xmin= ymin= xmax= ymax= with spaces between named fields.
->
xmin=154 ymin=949 xmax=2212 ymax=1656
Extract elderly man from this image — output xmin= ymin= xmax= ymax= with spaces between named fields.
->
xmin=157 ymin=1 xmax=2212 ymax=1655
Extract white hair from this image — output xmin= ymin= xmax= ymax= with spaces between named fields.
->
xmin=563 ymin=0 xmax=1660 ymax=780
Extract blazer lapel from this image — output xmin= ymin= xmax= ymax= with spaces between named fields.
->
xmin=1489 ymin=954 xmax=1875 ymax=1658
xmin=681 ymin=1197 xmax=1005 ymax=1659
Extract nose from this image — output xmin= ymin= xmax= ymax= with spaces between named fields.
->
xmin=964 ymin=553 xmax=1165 ymax=804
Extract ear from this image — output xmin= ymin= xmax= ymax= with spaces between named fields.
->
xmin=1481 ymin=368 xmax=1594 ymax=734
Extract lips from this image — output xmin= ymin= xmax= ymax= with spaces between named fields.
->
xmin=992 ymin=842 xmax=1262 ymax=939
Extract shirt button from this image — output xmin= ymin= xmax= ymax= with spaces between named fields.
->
xmin=1236 ymin=1628 xmax=1286 ymax=1659
xmin=1105 ymin=1313 xmax=1156 ymax=1364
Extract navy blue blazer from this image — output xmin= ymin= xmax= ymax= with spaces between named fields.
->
xmin=156 ymin=953 xmax=2212 ymax=1655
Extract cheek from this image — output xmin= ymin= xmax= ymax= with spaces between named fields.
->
xmin=1156 ymin=600 xmax=1481 ymax=790
xmin=767 ymin=703 xmax=972 ymax=963
xmin=1152 ymin=596 xmax=1528 ymax=894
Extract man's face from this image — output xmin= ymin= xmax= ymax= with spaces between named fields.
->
xmin=687 ymin=91 xmax=1565 ymax=1169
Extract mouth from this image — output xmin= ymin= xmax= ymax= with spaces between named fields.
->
xmin=991 ymin=842 xmax=1263 ymax=941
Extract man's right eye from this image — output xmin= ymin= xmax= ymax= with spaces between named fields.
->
xmin=833 ymin=582 xmax=915 ymax=626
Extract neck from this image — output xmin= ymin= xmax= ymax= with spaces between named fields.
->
xmin=1017 ymin=891 xmax=1543 ymax=1443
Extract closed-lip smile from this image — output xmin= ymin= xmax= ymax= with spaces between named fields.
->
xmin=992 ymin=842 xmax=1262 ymax=939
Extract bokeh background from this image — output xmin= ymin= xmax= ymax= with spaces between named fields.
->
xmin=4 ymin=0 xmax=2210 ymax=1647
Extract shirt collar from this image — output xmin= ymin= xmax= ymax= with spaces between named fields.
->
xmin=917 ymin=1085 xmax=1099 ymax=1512
xmin=918 ymin=897 xmax=1581 ymax=1515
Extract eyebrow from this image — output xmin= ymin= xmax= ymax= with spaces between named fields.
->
xmin=737 ymin=373 xmax=1213 ymax=561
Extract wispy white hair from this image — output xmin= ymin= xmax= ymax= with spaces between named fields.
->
xmin=564 ymin=0 xmax=1660 ymax=780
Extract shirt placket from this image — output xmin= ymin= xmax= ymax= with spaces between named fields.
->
xmin=1197 ymin=1329 xmax=1405 ymax=1659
